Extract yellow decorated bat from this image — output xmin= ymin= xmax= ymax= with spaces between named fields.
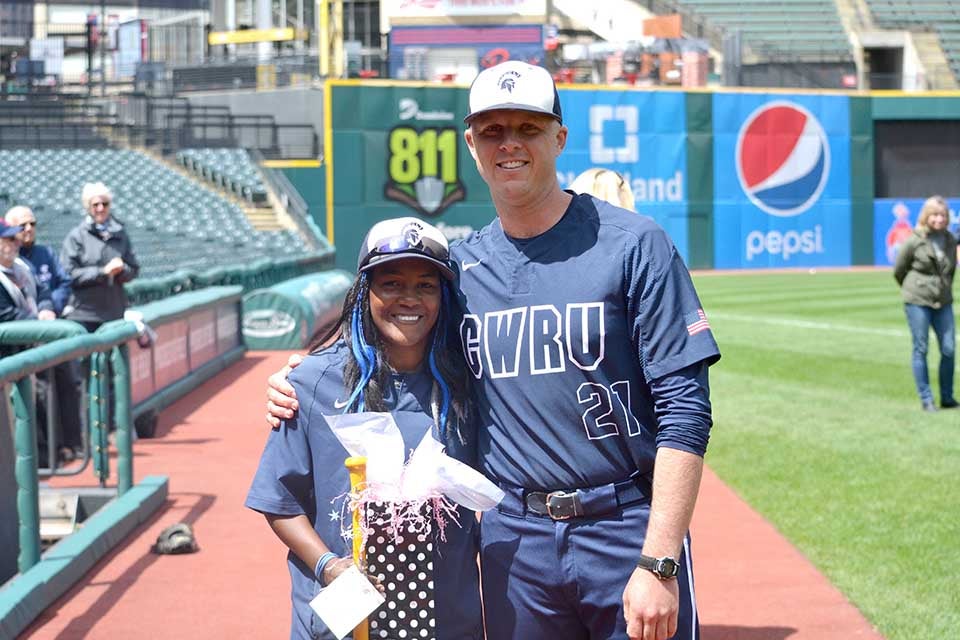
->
xmin=344 ymin=456 xmax=368 ymax=640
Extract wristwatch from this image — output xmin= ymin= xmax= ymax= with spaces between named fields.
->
xmin=637 ymin=554 xmax=680 ymax=580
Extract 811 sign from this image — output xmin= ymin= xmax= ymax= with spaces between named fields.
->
xmin=383 ymin=125 xmax=466 ymax=217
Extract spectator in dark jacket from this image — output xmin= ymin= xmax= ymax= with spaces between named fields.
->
xmin=5 ymin=205 xmax=72 ymax=317
xmin=0 ymin=220 xmax=54 ymax=322
xmin=61 ymin=182 xmax=140 ymax=332
xmin=1 ymin=219 xmax=84 ymax=462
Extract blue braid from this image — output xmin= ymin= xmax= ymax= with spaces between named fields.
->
xmin=428 ymin=284 xmax=453 ymax=441
xmin=346 ymin=274 xmax=376 ymax=412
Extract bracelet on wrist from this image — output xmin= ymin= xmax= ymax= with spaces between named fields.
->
xmin=314 ymin=552 xmax=339 ymax=586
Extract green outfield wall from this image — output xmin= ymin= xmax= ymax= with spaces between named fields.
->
xmin=318 ymin=80 xmax=960 ymax=270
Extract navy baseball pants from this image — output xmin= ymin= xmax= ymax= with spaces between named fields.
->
xmin=479 ymin=483 xmax=699 ymax=640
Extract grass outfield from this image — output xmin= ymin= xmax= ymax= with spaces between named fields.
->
xmin=692 ymin=269 xmax=959 ymax=640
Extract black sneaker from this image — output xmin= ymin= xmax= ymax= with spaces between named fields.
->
xmin=941 ymin=399 xmax=959 ymax=409
xmin=923 ymin=401 xmax=938 ymax=412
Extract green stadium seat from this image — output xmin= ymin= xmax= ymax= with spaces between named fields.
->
xmin=674 ymin=0 xmax=853 ymax=63
xmin=0 ymin=148 xmax=310 ymax=278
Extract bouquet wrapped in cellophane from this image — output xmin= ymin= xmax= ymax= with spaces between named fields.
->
xmin=324 ymin=412 xmax=503 ymax=640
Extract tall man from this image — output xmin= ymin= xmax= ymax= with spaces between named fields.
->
xmin=268 ymin=61 xmax=720 ymax=640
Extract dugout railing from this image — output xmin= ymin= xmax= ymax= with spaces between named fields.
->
xmin=0 ymin=285 xmax=247 ymax=639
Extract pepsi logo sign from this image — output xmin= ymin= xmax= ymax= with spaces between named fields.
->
xmin=735 ymin=101 xmax=830 ymax=217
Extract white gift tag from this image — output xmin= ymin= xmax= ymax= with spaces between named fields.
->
xmin=308 ymin=564 xmax=385 ymax=639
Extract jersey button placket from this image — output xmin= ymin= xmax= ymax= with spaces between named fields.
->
xmin=510 ymin=253 xmax=531 ymax=297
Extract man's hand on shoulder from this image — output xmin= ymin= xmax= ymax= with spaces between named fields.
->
xmin=623 ymin=567 xmax=679 ymax=640
xmin=266 ymin=353 xmax=303 ymax=428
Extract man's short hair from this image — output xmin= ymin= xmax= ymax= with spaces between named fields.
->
xmin=4 ymin=205 xmax=34 ymax=226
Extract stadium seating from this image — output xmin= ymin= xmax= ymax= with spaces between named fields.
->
xmin=674 ymin=0 xmax=854 ymax=62
xmin=176 ymin=148 xmax=269 ymax=204
xmin=866 ymin=1 xmax=960 ymax=82
xmin=0 ymin=149 xmax=310 ymax=277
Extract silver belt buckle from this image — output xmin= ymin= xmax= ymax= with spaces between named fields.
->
xmin=545 ymin=490 xmax=578 ymax=520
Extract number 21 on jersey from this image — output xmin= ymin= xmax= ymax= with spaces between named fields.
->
xmin=578 ymin=380 xmax=642 ymax=440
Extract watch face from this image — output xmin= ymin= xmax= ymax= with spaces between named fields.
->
xmin=656 ymin=558 xmax=679 ymax=578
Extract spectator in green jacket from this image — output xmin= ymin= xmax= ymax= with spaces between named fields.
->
xmin=894 ymin=195 xmax=958 ymax=412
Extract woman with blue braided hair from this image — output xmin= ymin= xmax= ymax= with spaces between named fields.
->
xmin=246 ymin=217 xmax=482 ymax=640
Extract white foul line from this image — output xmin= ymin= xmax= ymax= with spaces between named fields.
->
xmin=707 ymin=312 xmax=908 ymax=338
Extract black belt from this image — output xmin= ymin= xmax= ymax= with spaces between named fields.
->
xmin=499 ymin=476 xmax=651 ymax=521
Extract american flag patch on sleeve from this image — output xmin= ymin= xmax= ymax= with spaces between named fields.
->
xmin=685 ymin=309 xmax=711 ymax=336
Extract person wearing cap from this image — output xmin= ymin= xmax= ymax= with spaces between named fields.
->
xmin=0 ymin=219 xmax=55 ymax=323
xmin=459 ymin=60 xmax=719 ymax=640
xmin=3 ymin=206 xmax=85 ymax=463
xmin=247 ymin=217 xmax=483 ymax=640
xmin=5 ymin=205 xmax=73 ymax=317
xmin=60 ymin=182 xmax=140 ymax=332
xmin=0 ymin=219 xmax=82 ymax=465
xmin=267 ymin=61 xmax=720 ymax=640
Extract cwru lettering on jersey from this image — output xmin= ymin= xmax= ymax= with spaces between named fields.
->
xmin=460 ymin=302 xmax=606 ymax=379
xmin=449 ymin=194 xmax=721 ymax=489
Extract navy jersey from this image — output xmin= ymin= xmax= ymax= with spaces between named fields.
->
xmin=19 ymin=244 xmax=72 ymax=316
xmin=451 ymin=193 xmax=720 ymax=491
xmin=246 ymin=341 xmax=482 ymax=640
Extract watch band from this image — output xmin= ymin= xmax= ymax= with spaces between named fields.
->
xmin=636 ymin=554 xmax=679 ymax=580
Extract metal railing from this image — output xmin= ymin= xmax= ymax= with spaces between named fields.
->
xmin=2 ymin=285 xmax=246 ymax=573
xmin=114 ymin=93 xmax=319 ymax=158
xmin=1 ymin=323 xmax=139 ymax=573
xmin=0 ymin=91 xmax=319 ymax=157
xmin=251 ymin=148 xmax=327 ymax=250
xmin=0 ymin=321 xmax=91 ymax=478
xmin=0 ymin=96 xmax=116 ymax=149
xmin=0 ymin=124 xmax=112 ymax=150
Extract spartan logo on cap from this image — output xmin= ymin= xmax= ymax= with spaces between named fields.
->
xmin=499 ymin=73 xmax=518 ymax=93
xmin=401 ymin=220 xmax=424 ymax=246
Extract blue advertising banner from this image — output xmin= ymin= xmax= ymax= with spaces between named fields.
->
xmin=557 ymin=89 xmax=689 ymax=257
xmin=873 ymin=198 xmax=960 ymax=266
xmin=712 ymin=93 xmax=852 ymax=268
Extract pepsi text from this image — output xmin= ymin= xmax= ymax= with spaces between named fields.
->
xmin=746 ymin=225 xmax=824 ymax=261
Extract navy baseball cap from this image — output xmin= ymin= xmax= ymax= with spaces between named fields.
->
xmin=0 ymin=220 xmax=23 ymax=238
xmin=464 ymin=61 xmax=562 ymax=125
xmin=358 ymin=217 xmax=455 ymax=280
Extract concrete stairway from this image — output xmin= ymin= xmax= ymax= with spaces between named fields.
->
xmin=912 ymin=32 xmax=958 ymax=89
xmin=153 ymin=149 xmax=292 ymax=231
